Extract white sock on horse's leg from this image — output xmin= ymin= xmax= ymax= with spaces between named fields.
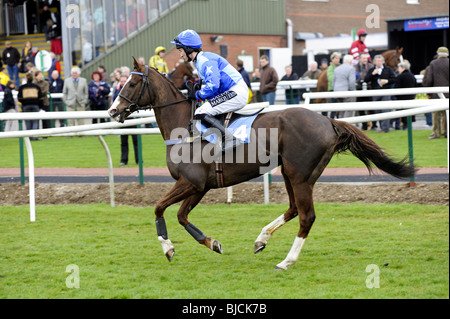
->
xmin=255 ymin=213 xmax=286 ymax=245
xmin=158 ymin=236 xmax=175 ymax=261
xmin=275 ymin=236 xmax=306 ymax=270
xmin=156 ymin=217 xmax=174 ymax=261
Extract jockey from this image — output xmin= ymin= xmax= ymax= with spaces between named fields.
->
xmin=171 ymin=29 xmax=249 ymax=151
xmin=350 ymin=29 xmax=370 ymax=65
xmin=149 ymin=46 xmax=169 ymax=74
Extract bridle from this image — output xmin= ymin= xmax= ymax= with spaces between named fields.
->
xmin=116 ymin=64 xmax=188 ymax=116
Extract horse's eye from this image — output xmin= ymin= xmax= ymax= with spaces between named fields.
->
xmin=129 ymin=83 xmax=136 ymax=88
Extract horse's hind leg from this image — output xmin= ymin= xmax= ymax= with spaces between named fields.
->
xmin=155 ymin=177 xmax=200 ymax=261
xmin=177 ymin=191 xmax=223 ymax=254
xmin=254 ymin=165 xmax=298 ymax=253
xmin=275 ymin=178 xmax=315 ymax=270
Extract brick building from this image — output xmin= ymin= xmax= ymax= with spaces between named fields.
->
xmin=286 ymin=0 xmax=449 ymax=73
xmin=287 ymin=0 xmax=449 ymax=55
xmin=165 ymin=34 xmax=286 ymax=76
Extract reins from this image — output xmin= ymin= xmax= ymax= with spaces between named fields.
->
xmin=119 ymin=65 xmax=188 ymax=113
xmin=118 ymin=63 xmax=195 ymax=143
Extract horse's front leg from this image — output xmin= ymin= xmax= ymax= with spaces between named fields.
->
xmin=177 ymin=191 xmax=223 ymax=254
xmin=254 ymin=208 xmax=297 ymax=253
xmin=154 ymin=177 xmax=200 ymax=262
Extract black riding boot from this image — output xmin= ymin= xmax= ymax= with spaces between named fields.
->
xmin=202 ymin=114 xmax=238 ymax=152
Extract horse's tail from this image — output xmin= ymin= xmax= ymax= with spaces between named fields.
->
xmin=329 ymin=118 xmax=416 ymax=179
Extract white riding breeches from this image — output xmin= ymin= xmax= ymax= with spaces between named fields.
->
xmin=194 ymin=80 xmax=249 ymax=116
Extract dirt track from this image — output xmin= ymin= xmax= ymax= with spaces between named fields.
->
xmin=1 ymin=182 xmax=448 ymax=206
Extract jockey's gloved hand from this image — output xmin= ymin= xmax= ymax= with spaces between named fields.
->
xmin=186 ymin=80 xmax=201 ymax=100
xmin=187 ymin=88 xmax=199 ymax=100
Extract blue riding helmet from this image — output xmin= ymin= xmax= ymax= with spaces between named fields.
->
xmin=171 ymin=29 xmax=202 ymax=49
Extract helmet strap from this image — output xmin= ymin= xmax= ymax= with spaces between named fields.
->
xmin=183 ymin=47 xmax=194 ymax=62
xmin=184 ymin=47 xmax=201 ymax=62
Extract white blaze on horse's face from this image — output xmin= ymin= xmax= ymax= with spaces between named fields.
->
xmin=108 ymin=75 xmax=132 ymax=121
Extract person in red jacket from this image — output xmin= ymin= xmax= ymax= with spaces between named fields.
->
xmin=350 ymin=29 xmax=370 ymax=65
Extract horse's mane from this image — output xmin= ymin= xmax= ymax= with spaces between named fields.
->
xmin=141 ymin=66 xmax=186 ymax=98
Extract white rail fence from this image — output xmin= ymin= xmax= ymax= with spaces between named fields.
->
xmin=0 ymin=74 xmax=425 ymax=103
xmin=249 ymin=74 xmax=423 ymax=102
xmin=0 ymin=88 xmax=448 ymax=222
xmin=302 ymin=86 xmax=447 ymax=105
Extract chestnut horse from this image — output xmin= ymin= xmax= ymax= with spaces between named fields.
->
xmin=168 ymin=61 xmax=194 ymax=89
xmin=381 ymin=47 xmax=404 ymax=73
xmin=108 ymin=57 xmax=414 ymax=270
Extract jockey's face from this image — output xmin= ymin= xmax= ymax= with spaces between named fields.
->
xmin=178 ymin=48 xmax=188 ymax=62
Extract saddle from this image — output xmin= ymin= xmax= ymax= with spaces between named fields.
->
xmin=209 ymin=107 xmax=265 ymax=130
xmin=194 ymin=107 xmax=264 ymax=146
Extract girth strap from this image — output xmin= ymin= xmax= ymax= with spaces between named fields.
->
xmin=213 ymin=112 xmax=233 ymax=188
xmin=215 ymin=162 xmax=224 ymax=188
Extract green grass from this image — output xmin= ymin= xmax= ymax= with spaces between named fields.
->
xmin=0 ymin=135 xmax=166 ymax=168
xmin=0 ymin=129 xmax=446 ymax=168
xmin=1 ymin=203 xmax=448 ymax=299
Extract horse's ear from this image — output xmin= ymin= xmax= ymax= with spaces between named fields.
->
xmin=399 ymin=47 xmax=403 ymax=54
xmin=132 ymin=56 xmax=140 ymax=69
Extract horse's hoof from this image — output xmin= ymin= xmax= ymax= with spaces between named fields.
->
xmin=254 ymin=241 xmax=266 ymax=254
xmin=274 ymin=266 xmax=286 ymax=271
xmin=165 ymin=248 xmax=175 ymax=262
xmin=212 ymin=239 xmax=223 ymax=254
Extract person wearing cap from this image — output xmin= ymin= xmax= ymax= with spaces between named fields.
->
xmin=149 ymin=46 xmax=169 ymax=74
xmin=171 ymin=29 xmax=249 ymax=151
xmin=423 ymin=46 xmax=449 ymax=139
xmin=2 ymin=41 xmax=21 ymax=87
xmin=349 ymin=29 xmax=370 ymax=65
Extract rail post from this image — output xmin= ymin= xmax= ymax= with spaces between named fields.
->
xmin=407 ymin=116 xmax=415 ymax=187
xmin=97 ymin=136 xmax=115 ymax=208
xmin=19 ymin=120 xmax=25 ymax=185
xmin=137 ymin=124 xmax=144 ymax=186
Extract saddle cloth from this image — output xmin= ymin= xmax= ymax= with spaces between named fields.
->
xmin=195 ymin=112 xmax=259 ymax=145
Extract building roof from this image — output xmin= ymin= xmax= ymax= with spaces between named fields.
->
xmin=385 ymin=14 xmax=449 ymax=22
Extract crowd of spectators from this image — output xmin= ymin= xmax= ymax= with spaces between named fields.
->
xmin=1 ymin=28 xmax=447 ymax=147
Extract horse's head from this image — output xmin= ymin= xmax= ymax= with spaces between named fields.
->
xmin=183 ymin=61 xmax=194 ymax=76
xmin=108 ymin=57 xmax=152 ymax=123
xmin=169 ymin=61 xmax=195 ymax=89
xmin=382 ymin=47 xmax=404 ymax=72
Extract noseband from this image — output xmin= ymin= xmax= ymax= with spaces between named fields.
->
xmin=118 ymin=65 xmax=188 ymax=114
